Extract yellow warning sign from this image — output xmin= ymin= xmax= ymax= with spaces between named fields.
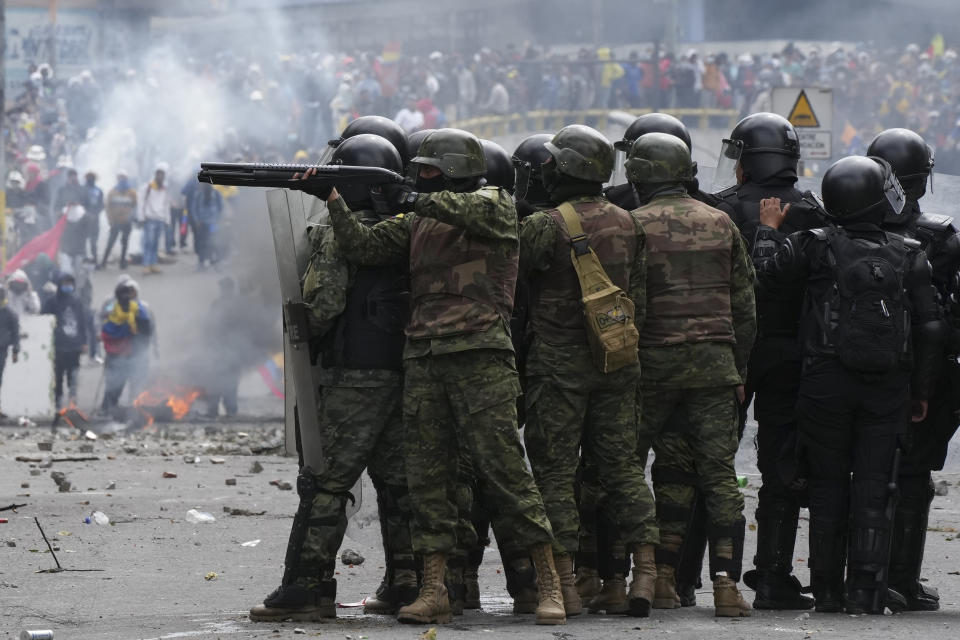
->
xmin=787 ymin=90 xmax=820 ymax=128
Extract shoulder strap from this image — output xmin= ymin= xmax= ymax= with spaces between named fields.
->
xmin=554 ymin=201 xmax=621 ymax=296
xmin=557 ymin=202 xmax=590 ymax=256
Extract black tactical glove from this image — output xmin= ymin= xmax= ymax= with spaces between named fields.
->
xmin=384 ymin=182 xmax=419 ymax=214
xmin=289 ymin=178 xmax=334 ymax=201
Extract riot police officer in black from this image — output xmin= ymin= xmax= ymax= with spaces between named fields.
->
xmin=751 ymin=155 xmax=942 ymax=614
xmin=868 ymin=128 xmax=960 ymax=611
xmin=712 ymin=112 xmax=826 ymax=610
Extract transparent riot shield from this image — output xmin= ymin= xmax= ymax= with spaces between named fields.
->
xmin=266 ymin=189 xmax=361 ymax=517
xmin=267 ymin=188 xmax=323 ymax=469
xmin=919 ymin=172 xmax=960 ymax=219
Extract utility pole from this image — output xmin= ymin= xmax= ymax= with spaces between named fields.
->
xmin=1 ymin=0 xmax=7 ymax=270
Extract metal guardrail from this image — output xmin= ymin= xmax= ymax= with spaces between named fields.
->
xmin=451 ymin=108 xmax=740 ymax=138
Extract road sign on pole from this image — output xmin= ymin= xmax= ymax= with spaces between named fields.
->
xmin=773 ymin=87 xmax=833 ymax=159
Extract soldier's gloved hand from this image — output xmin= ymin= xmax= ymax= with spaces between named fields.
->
xmin=384 ymin=182 xmax=419 ymax=214
xmin=290 ymin=168 xmax=334 ymax=201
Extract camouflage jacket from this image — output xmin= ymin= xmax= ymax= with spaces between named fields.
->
xmin=632 ymin=194 xmax=757 ymax=386
xmin=326 ymin=188 xmax=518 ymax=358
xmin=301 ymin=209 xmax=403 ymax=387
xmin=520 ymin=195 xmax=646 ymax=346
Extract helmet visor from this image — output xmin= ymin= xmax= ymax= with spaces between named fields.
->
xmin=512 ymin=157 xmax=532 ymax=201
xmin=316 ymin=143 xmax=336 ymax=166
xmin=879 ymin=159 xmax=906 ymax=217
xmin=610 ymin=148 xmax=628 ymax=186
xmin=711 ymin=138 xmax=743 ymax=192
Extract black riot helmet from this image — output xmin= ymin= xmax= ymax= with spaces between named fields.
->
xmin=405 ymin=129 xmax=436 ymax=168
xmin=714 ymin=112 xmax=800 ymax=190
xmin=330 ymin=133 xmax=403 ymax=212
xmin=512 ymin=133 xmax=553 ymax=206
xmin=821 ymin=155 xmax=906 ymax=224
xmin=614 ymin=112 xmax=692 ymax=152
xmin=326 ymin=115 xmax=409 ymax=166
xmin=480 ymin=139 xmax=515 ymax=193
xmin=866 ymin=128 xmax=935 ymax=201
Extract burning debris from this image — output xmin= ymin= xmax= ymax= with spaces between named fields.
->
xmin=132 ymin=384 xmax=205 ymax=427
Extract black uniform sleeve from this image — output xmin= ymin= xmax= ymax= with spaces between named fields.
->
xmin=906 ymin=249 xmax=946 ymax=401
xmin=752 ymin=225 xmax=813 ymax=292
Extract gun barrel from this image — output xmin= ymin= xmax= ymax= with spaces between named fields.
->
xmin=197 ymin=162 xmax=404 ymax=189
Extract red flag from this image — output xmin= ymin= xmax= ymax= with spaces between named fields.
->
xmin=1 ymin=214 xmax=67 ymax=277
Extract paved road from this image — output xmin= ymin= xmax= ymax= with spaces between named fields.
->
xmin=2 ymin=422 xmax=959 ymax=640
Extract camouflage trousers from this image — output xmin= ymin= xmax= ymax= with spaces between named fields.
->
xmin=403 ymin=349 xmax=553 ymax=554
xmin=525 ymin=341 xmax=658 ymax=554
xmin=290 ymin=383 xmax=413 ymax=588
xmin=639 ymin=385 xmax=744 ymax=572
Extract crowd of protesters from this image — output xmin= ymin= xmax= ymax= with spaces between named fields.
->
xmin=2 ymin=35 xmax=960 ymax=419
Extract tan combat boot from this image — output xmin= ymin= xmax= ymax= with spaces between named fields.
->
xmin=713 ymin=575 xmax=752 ymax=617
xmin=653 ymin=565 xmax=682 ymax=609
xmin=587 ymin=574 xmax=628 ymax=614
xmin=397 ymin=553 xmax=452 ymax=624
xmin=575 ymin=565 xmax=602 ymax=600
xmin=553 ymin=552 xmax=583 ymax=616
xmin=529 ymin=543 xmax=566 ymax=625
xmin=627 ymin=544 xmax=658 ymax=617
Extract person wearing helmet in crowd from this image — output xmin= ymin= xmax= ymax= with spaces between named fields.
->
xmin=752 ymin=155 xmax=942 ymax=614
xmin=0 ymin=285 xmax=21 ymax=419
xmin=511 ymin=133 xmax=555 ymax=218
xmin=712 ymin=113 xmax=827 ymax=611
xmin=5 ymin=270 xmax=41 ymax=316
xmin=868 ymin=127 xmax=960 ymax=612
xmin=519 ymin=124 xmax=656 ymax=619
xmin=324 ymin=115 xmax=410 ymax=167
xmin=40 ymin=272 xmax=90 ymax=411
xmin=588 ymin=112 xmax=720 ymax=608
xmin=627 ymin=132 xmax=756 ymax=618
xmin=449 ymin=137 xmax=538 ymax=617
xmin=250 ymin=134 xmax=418 ymax=623
xmin=607 ymin=112 xmax=718 ymax=211
xmin=295 ymin=127 xmax=565 ymax=626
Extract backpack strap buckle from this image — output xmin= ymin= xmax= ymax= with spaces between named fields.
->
xmin=570 ymin=233 xmax=590 ymax=256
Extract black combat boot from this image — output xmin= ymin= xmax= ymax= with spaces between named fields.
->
xmin=846 ymin=507 xmax=906 ymax=615
xmin=889 ymin=476 xmax=940 ymax=611
xmin=676 ymin=492 xmax=709 ymax=607
xmin=808 ymin=520 xmax=846 ymax=613
xmin=250 ymin=471 xmax=339 ymax=621
xmin=446 ymin=555 xmax=467 ymax=616
xmin=747 ymin=505 xmax=814 ymax=610
xmin=503 ymin=550 xmax=539 ymax=614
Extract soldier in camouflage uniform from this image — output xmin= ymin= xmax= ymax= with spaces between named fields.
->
xmin=582 ymin=113 xmax=721 ymax=609
xmin=310 ymin=128 xmax=565 ymax=626
xmin=626 ymin=133 xmax=757 ymax=617
xmin=250 ymin=134 xmax=416 ymax=622
xmin=519 ymin=124 xmax=659 ymax=618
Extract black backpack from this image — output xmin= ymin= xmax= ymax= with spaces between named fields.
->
xmin=811 ymin=227 xmax=911 ymax=373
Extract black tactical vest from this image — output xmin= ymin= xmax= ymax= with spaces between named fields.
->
xmin=323 ymin=221 xmax=410 ymax=371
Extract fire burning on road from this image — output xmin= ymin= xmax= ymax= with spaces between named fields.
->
xmin=133 ymin=385 xmax=204 ymax=426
